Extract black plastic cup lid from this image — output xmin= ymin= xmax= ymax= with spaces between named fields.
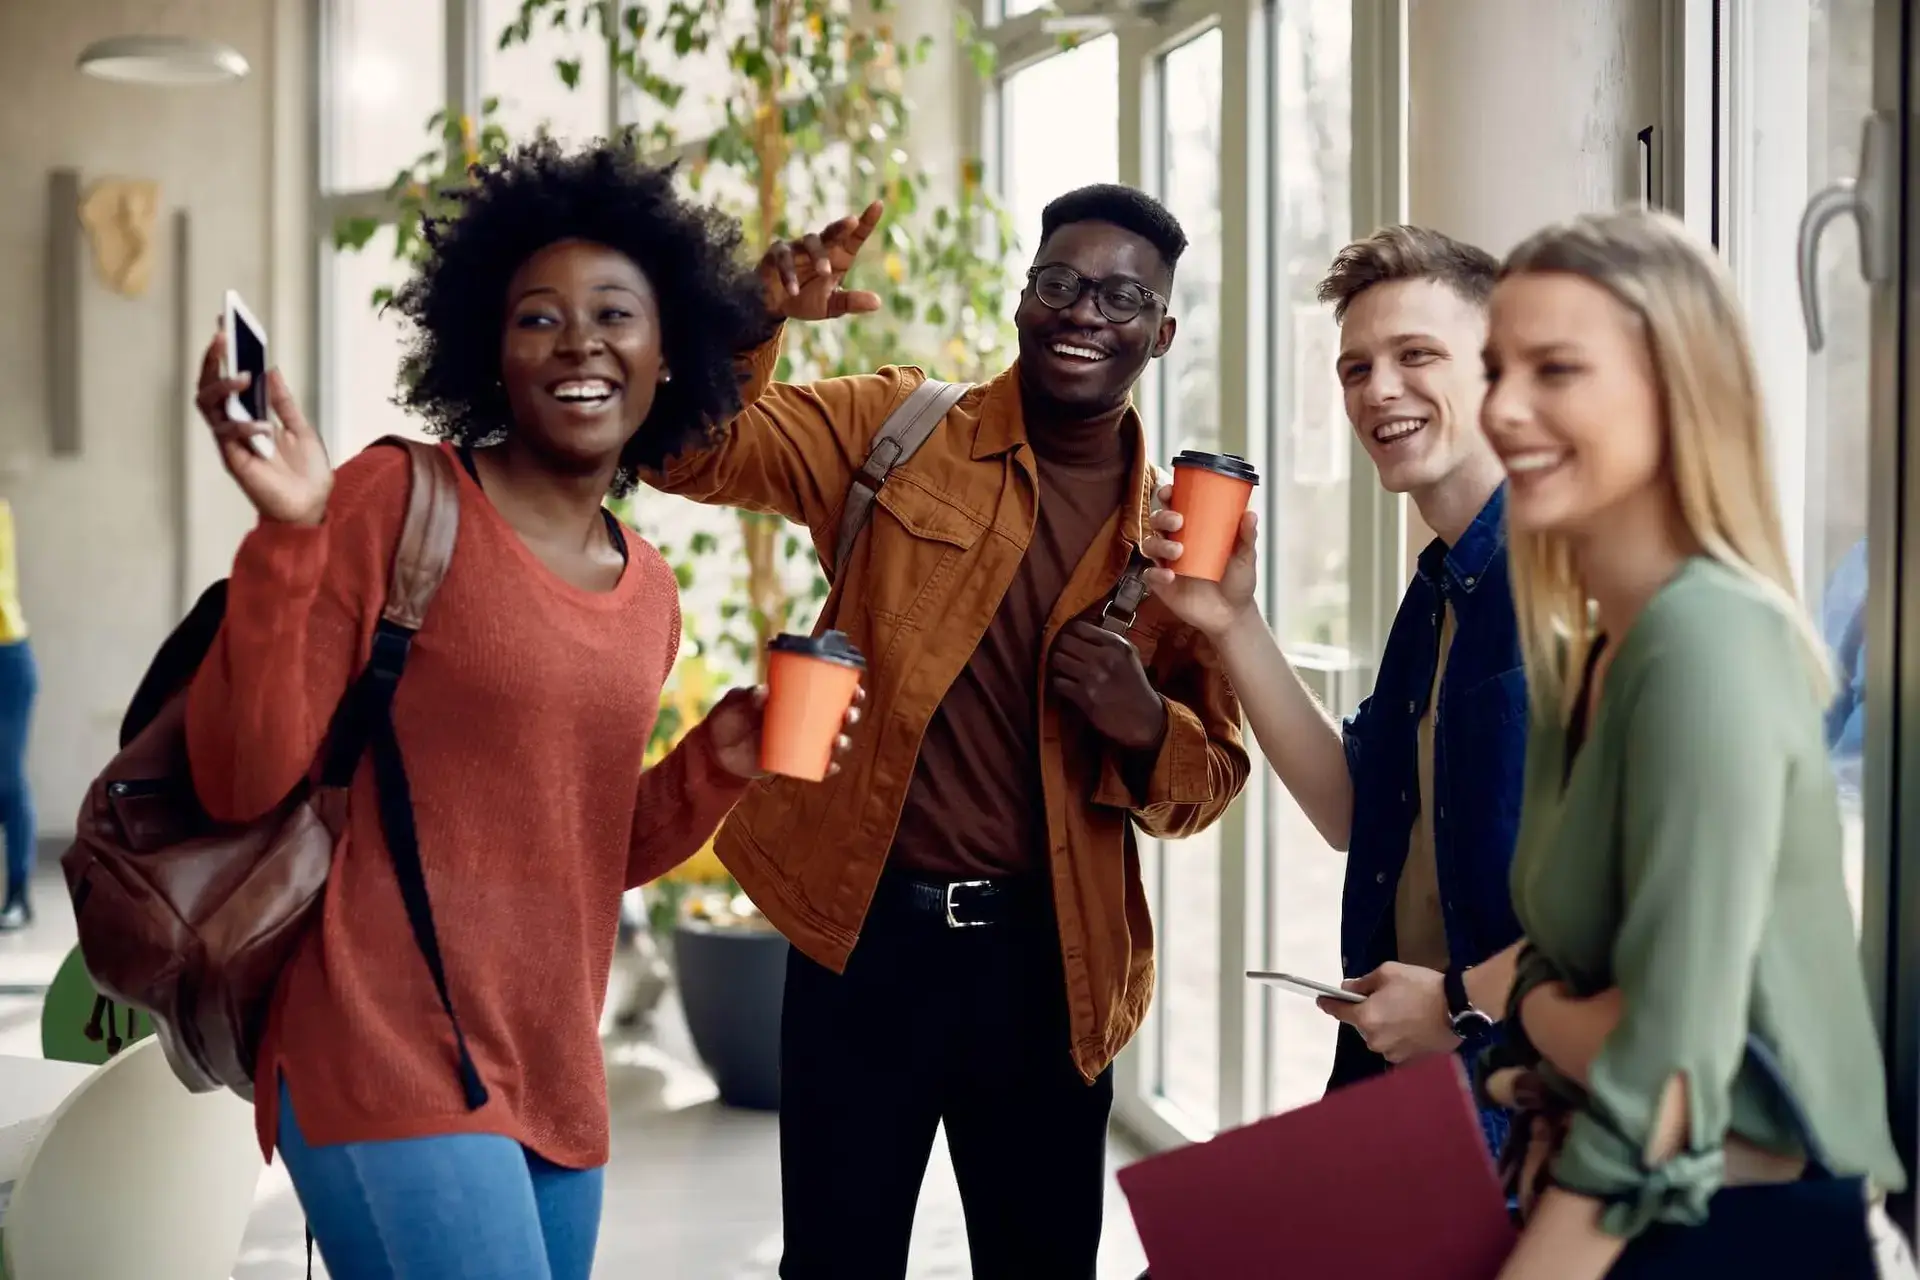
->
xmin=1171 ymin=450 xmax=1260 ymax=485
xmin=769 ymin=630 xmax=867 ymax=670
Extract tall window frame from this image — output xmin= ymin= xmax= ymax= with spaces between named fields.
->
xmin=1669 ymin=0 xmax=1918 ymax=1233
xmin=976 ymin=0 xmax=1399 ymax=1152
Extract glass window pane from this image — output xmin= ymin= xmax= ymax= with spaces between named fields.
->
xmin=1782 ymin=0 xmax=1872 ymax=930
xmin=481 ymin=0 xmax=611 ymax=147
xmin=1264 ymin=0 xmax=1353 ymax=1117
xmin=1000 ymin=37 xmax=1120 ymax=278
xmin=1152 ymin=27 xmax=1224 ymax=1133
xmin=325 ymin=0 xmax=446 ymax=194
xmin=1000 ymin=0 xmax=1048 ymax=18
xmin=1158 ymin=30 xmax=1224 ymax=454
xmin=324 ymin=238 xmax=428 ymax=462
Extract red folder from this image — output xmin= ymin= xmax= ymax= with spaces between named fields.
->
xmin=1117 ymin=1055 xmax=1516 ymax=1279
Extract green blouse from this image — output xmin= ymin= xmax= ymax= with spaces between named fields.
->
xmin=1507 ymin=557 xmax=1907 ymax=1238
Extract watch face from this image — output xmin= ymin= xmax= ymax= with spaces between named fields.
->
xmin=1451 ymin=1009 xmax=1495 ymax=1038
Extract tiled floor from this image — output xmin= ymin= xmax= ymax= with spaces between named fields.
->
xmin=1 ymin=862 xmax=1149 ymax=1279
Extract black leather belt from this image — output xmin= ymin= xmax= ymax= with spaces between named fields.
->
xmin=875 ymin=874 xmax=1032 ymax=928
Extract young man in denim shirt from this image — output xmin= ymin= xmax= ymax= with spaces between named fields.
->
xmin=1143 ymin=226 xmax=1526 ymax=1149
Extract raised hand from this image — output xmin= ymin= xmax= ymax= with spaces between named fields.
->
xmin=704 ymin=683 xmax=865 ymax=780
xmin=758 ymin=202 xmax=886 ymax=323
xmin=1140 ymin=484 xmax=1259 ymax=638
xmin=195 ymin=327 xmax=332 ymax=527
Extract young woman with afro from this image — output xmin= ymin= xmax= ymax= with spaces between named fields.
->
xmin=185 ymin=136 xmax=858 ymax=1279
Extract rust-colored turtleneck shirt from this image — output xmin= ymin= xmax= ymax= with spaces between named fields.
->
xmin=890 ymin=399 xmax=1134 ymax=880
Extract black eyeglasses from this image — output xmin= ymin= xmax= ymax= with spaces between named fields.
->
xmin=1025 ymin=264 xmax=1167 ymax=324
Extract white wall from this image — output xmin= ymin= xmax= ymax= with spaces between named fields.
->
xmin=0 ymin=0 xmax=310 ymax=837
xmin=1398 ymin=0 xmax=1663 ymax=556
xmin=1407 ymin=0 xmax=1663 ymax=256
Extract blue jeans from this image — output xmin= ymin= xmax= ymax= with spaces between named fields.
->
xmin=0 ymin=639 xmax=36 ymax=905
xmin=277 ymin=1078 xmax=605 ymax=1280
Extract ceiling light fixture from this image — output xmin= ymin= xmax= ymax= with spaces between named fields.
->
xmin=77 ymin=35 xmax=249 ymax=87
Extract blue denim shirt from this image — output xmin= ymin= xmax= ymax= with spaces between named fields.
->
xmin=1325 ymin=487 xmax=1528 ymax=1147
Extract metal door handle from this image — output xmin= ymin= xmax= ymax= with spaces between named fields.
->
xmin=1798 ymin=112 xmax=1897 ymax=353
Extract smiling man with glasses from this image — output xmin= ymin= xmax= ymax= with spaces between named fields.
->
xmin=644 ymin=184 xmax=1248 ymax=1278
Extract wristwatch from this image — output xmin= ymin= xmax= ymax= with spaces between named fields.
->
xmin=1444 ymin=965 xmax=1495 ymax=1040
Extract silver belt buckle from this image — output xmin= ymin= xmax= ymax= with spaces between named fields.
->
xmin=944 ymin=880 xmax=993 ymax=928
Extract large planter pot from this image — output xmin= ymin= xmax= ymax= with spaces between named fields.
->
xmin=672 ymin=918 xmax=789 ymax=1110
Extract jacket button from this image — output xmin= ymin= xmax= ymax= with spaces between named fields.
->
xmin=1375 ymin=871 xmax=1387 ymax=884
xmin=1406 ymin=700 xmax=1416 ymax=714
xmin=1399 ymin=790 xmax=1408 ymax=803
xmin=1464 ymin=575 xmax=1477 ymax=587
xmin=1341 ymin=954 xmax=1348 ymax=969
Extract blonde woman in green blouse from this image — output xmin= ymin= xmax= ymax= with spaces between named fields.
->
xmin=1478 ymin=208 xmax=1913 ymax=1278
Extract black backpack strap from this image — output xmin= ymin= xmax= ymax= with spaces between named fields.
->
xmin=359 ymin=617 xmax=487 ymax=1109
xmin=320 ymin=439 xmax=486 ymax=1110
xmin=121 ymin=580 xmax=230 ymax=747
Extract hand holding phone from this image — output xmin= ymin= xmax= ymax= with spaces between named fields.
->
xmin=1246 ymin=970 xmax=1365 ymax=1004
xmin=193 ymin=297 xmax=332 ymax=528
xmin=222 ymin=290 xmax=273 ymax=460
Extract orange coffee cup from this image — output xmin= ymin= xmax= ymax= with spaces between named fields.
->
xmin=761 ymin=631 xmax=866 ymax=782
xmin=1167 ymin=450 xmax=1261 ymax=582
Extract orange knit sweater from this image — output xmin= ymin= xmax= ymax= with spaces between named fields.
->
xmin=186 ymin=442 xmax=749 ymax=1167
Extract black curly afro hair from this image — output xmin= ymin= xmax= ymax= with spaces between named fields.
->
xmin=392 ymin=134 xmax=775 ymax=495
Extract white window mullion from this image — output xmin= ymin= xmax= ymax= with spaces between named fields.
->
xmin=1722 ymin=0 xmax=1812 ymax=595
xmin=448 ymin=0 xmax=480 ymax=122
xmin=1109 ymin=22 xmax=1183 ymax=1158
xmin=1214 ymin=0 xmax=1271 ymax=1137
xmin=1345 ymin=0 xmax=1407 ymax=695
xmin=1658 ymin=0 xmax=1717 ymax=240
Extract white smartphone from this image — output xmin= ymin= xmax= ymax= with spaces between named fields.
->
xmin=1246 ymin=969 xmax=1365 ymax=1004
xmin=222 ymin=289 xmax=274 ymax=459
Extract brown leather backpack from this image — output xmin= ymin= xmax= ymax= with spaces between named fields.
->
xmin=60 ymin=437 xmax=487 ymax=1110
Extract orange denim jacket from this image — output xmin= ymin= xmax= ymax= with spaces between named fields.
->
xmin=647 ymin=330 xmax=1249 ymax=1081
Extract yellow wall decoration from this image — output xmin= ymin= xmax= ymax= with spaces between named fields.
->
xmin=78 ymin=178 xmax=161 ymax=298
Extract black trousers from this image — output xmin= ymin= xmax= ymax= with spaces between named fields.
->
xmin=778 ymin=877 xmax=1115 ymax=1280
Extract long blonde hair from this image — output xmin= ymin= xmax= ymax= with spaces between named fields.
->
xmin=1499 ymin=208 xmax=1832 ymax=717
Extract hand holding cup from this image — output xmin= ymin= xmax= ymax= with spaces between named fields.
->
xmin=1141 ymin=482 xmax=1260 ymax=638
xmin=756 ymin=631 xmax=869 ymax=781
xmin=706 ymin=675 xmax=865 ymax=782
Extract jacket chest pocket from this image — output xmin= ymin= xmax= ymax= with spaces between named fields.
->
xmin=865 ymin=481 xmax=987 ymax=628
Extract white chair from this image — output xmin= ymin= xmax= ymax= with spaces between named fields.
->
xmin=2 ymin=1037 xmax=261 ymax=1280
